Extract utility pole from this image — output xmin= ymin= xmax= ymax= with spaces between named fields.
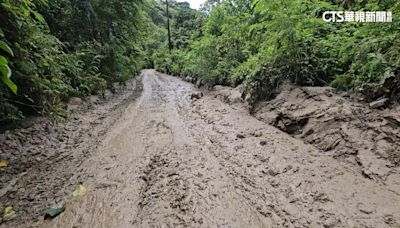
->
xmin=166 ymin=0 xmax=172 ymax=52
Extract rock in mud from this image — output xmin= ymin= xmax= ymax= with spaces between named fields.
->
xmin=44 ymin=207 xmax=65 ymax=220
xmin=212 ymin=85 xmax=244 ymax=104
xmin=269 ymin=178 xmax=280 ymax=187
xmin=323 ymin=217 xmax=340 ymax=228
xmin=190 ymin=92 xmax=203 ymax=100
xmin=369 ymin=98 xmax=389 ymax=109
xmin=250 ymin=131 xmax=263 ymax=137
xmin=357 ymin=203 xmax=375 ymax=214
xmin=103 ymin=89 xmax=113 ymax=100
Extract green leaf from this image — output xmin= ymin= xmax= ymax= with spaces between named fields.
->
xmin=0 ymin=63 xmax=11 ymax=78
xmin=0 ymin=161 xmax=8 ymax=167
xmin=0 ymin=56 xmax=7 ymax=66
xmin=3 ymin=206 xmax=16 ymax=221
xmin=37 ymin=0 xmax=48 ymax=6
xmin=0 ymin=56 xmax=17 ymax=94
xmin=1 ymin=74 xmax=18 ymax=94
xmin=0 ymin=41 xmax=14 ymax=57
xmin=33 ymin=11 xmax=45 ymax=23
xmin=0 ymin=29 xmax=4 ymax=38
xmin=72 ymin=185 xmax=87 ymax=197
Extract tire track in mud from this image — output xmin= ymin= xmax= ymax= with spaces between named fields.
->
xmin=43 ymin=70 xmax=267 ymax=228
xmin=0 ymin=77 xmax=143 ymax=228
xmin=134 ymin=143 xmax=269 ymax=227
xmin=34 ymin=70 xmax=400 ymax=227
xmin=132 ymin=73 xmax=267 ymax=227
xmin=186 ymin=91 xmax=400 ymax=227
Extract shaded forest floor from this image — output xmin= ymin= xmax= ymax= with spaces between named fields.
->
xmin=1 ymin=70 xmax=399 ymax=227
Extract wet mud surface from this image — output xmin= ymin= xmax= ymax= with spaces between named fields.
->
xmin=1 ymin=70 xmax=400 ymax=227
xmin=253 ymin=84 xmax=400 ymax=185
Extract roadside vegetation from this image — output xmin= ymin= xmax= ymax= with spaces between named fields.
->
xmin=153 ymin=0 xmax=399 ymax=104
xmin=0 ymin=0 xmax=399 ymax=126
xmin=0 ymin=0 xmax=157 ymax=125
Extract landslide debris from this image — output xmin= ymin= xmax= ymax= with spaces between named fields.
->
xmin=252 ymin=84 xmax=400 ymax=183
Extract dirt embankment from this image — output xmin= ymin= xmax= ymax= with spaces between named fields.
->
xmin=251 ymin=84 xmax=400 ymax=185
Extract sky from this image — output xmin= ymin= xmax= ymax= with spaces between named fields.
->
xmin=177 ymin=0 xmax=206 ymax=9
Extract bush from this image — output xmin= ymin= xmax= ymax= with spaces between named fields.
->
xmin=0 ymin=0 xmax=151 ymax=124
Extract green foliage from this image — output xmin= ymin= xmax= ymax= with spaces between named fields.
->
xmin=0 ymin=40 xmax=13 ymax=57
xmin=231 ymin=56 xmax=260 ymax=86
xmin=0 ymin=30 xmax=17 ymax=95
xmin=161 ymin=0 xmax=399 ymax=102
xmin=1 ymin=0 xmax=399 ymax=125
xmin=336 ymin=5 xmax=400 ymax=93
xmin=0 ymin=0 xmax=154 ymax=124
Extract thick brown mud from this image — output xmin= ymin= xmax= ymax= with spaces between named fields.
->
xmin=253 ymin=84 xmax=400 ymax=184
xmin=1 ymin=70 xmax=400 ymax=227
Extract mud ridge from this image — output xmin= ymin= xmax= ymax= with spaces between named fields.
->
xmin=252 ymin=84 xmax=400 ymax=184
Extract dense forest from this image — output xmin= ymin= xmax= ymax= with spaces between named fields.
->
xmin=153 ymin=0 xmax=399 ymax=104
xmin=0 ymin=0 xmax=399 ymax=125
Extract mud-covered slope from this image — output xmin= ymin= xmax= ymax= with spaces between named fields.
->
xmin=253 ymin=84 xmax=400 ymax=185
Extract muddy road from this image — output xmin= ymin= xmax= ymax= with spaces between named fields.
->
xmin=1 ymin=70 xmax=400 ymax=227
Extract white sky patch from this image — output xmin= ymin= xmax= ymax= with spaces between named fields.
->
xmin=177 ymin=0 xmax=205 ymax=9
